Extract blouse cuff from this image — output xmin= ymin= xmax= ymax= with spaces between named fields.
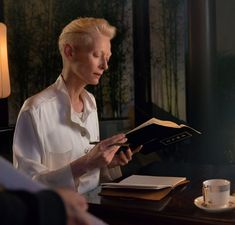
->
xmin=34 ymin=165 xmax=76 ymax=191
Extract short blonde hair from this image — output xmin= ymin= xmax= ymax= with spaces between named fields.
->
xmin=58 ymin=17 xmax=116 ymax=54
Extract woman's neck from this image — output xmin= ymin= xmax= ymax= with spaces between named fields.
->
xmin=61 ymin=73 xmax=84 ymax=113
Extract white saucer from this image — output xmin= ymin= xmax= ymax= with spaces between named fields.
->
xmin=194 ymin=196 xmax=235 ymax=213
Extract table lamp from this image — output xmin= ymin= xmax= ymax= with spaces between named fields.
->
xmin=0 ymin=22 xmax=10 ymax=128
xmin=0 ymin=22 xmax=10 ymax=99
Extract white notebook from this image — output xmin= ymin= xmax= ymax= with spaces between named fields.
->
xmin=101 ymin=175 xmax=187 ymax=190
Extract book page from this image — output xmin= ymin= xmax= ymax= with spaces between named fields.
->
xmin=126 ymin=117 xmax=201 ymax=136
xmin=101 ymin=175 xmax=186 ymax=190
xmin=126 ymin=118 xmax=180 ymax=134
xmin=179 ymin=124 xmax=202 ymax=134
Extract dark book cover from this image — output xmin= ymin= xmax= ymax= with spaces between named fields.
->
xmin=126 ymin=118 xmax=201 ymax=150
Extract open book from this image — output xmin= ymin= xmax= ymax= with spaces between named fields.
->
xmin=101 ymin=175 xmax=187 ymax=190
xmin=100 ymin=175 xmax=189 ymax=201
xmin=124 ymin=117 xmax=201 ymax=150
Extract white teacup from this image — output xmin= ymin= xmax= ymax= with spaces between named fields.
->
xmin=202 ymin=179 xmax=230 ymax=207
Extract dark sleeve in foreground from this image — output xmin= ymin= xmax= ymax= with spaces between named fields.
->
xmin=0 ymin=190 xmax=66 ymax=225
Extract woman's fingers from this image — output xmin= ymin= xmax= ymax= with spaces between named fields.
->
xmin=132 ymin=145 xmax=143 ymax=154
xmin=101 ymin=133 xmax=127 ymax=148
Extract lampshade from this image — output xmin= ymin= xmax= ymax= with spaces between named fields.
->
xmin=0 ymin=23 xmax=10 ymax=98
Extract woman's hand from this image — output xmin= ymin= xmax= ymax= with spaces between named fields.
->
xmin=55 ymin=188 xmax=90 ymax=225
xmin=109 ymin=145 xmax=142 ymax=168
xmin=71 ymin=134 xmax=142 ymax=178
xmin=85 ymin=133 xmax=128 ymax=169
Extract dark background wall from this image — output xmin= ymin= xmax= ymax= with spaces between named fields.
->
xmin=1 ymin=0 xmax=235 ymax=165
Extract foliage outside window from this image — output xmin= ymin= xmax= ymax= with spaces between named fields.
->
xmin=4 ymin=0 xmax=133 ymax=124
xmin=149 ymin=0 xmax=186 ymax=120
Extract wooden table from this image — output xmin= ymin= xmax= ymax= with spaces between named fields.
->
xmin=87 ymin=162 xmax=235 ymax=225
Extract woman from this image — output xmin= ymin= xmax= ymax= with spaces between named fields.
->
xmin=13 ymin=17 xmax=141 ymax=193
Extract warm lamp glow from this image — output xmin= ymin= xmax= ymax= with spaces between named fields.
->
xmin=0 ymin=23 xmax=10 ymax=98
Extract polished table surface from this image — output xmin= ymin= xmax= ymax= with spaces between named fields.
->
xmin=87 ymin=162 xmax=235 ymax=225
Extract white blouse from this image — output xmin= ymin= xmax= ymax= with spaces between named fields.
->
xmin=13 ymin=75 xmax=121 ymax=194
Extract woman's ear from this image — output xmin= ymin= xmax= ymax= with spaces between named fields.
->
xmin=64 ymin=44 xmax=73 ymax=58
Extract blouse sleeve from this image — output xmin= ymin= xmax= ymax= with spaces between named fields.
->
xmin=13 ymin=109 xmax=76 ymax=190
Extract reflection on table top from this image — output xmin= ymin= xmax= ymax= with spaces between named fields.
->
xmin=87 ymin=162 xmax=235 ymax=225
